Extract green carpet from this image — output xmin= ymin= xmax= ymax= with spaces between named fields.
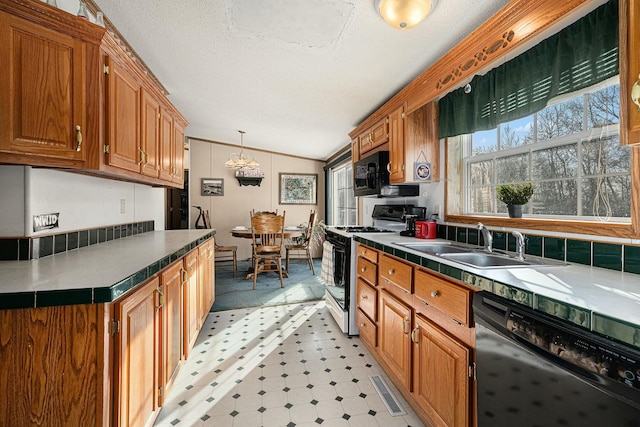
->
xmin=211 ymin=259 xmax=325 ymax=312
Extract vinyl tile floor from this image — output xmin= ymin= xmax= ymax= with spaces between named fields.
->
xmin=154 ymin=301 xmax=425 ymax=427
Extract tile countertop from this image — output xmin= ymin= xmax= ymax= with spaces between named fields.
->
xmin=355 ymin=233 xmax=640 ymax=350
xmin=0 ymin=230 xmax=215 ymax=309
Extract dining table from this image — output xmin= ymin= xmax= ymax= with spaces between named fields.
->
xmin=231 ymin=226 xmax=303 ymax=279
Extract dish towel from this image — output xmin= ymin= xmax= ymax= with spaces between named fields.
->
xmin=320 ymin=241 xmax=335 ymax=286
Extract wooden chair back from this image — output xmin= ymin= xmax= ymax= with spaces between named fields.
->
xmin=251 ymin=212 xmax=286 ymax=254
xmin=302 ymin=210 xmax=316 ymax=246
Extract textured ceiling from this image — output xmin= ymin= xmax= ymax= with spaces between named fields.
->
xmin=94 ymin=0 xmax=509 ymax=160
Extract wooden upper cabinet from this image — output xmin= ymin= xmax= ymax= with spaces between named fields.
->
xmin=140 ymin=89 xmax=161 ymax=178
xmin=351 ymin=138 xmax=360 ymax=162
xmin=359 ymin=118 xmax=389 ymax=155
xmin=388 ymin=105 xmax=405 ymax=183
xmin=104 ymin=56 xmax=141 ymax=174
xmin=172 ymin=120 xmax=185 ymax=185
xmin=159 ymin=108 xmax=174 ymax=181
xmin=621 ymin=0 xmax=640 ymax=145
xmin=0 ymin=12 xmax=87 ymax=166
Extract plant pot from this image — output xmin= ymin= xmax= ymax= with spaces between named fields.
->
xmin=507 ymin=204 xmax=523 ymax=218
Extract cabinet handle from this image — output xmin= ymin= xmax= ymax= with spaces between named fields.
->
xmin=402 ymin=317 xmax=409 ymax=334
xmin=75 ymin=125 xmax=82 ymax=151
xmin=431 ymin=290 xmax=439 ymax=298
xmin=360 ymin=323 xmax=365 ymax=328
xmin=138 ymin=148 xmax=145 ymax=165
xmin=411 ymin=327 xmax=418 ymax=343
xmin=361 ymin=294 xmax=367 ymax=300
xmin=361 ymin=267 xmax=366 ymax=273
xmin=388 ymin=268 xmax=394 ymax=275
xmin=156 ymin=286 xmax=164 ymax=310
xmin=632 ymin=74 xmax=640 ymax=112
xmin=181 ymin=267 xmax=187 ymax=283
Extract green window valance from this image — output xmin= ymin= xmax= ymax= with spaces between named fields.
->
xmin=438 ymin=0 xmax=618 ymax=139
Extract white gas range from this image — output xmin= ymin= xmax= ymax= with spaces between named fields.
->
xmin=323 ymin=205 xmax=425 ymax=335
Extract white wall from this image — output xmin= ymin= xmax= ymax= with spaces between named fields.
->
xmin=0 ymin=166 xmax=165 ymax=237
xmin=189 ymin=139 xmax=325 ymax=261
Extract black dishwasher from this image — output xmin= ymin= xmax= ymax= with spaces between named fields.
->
xmin=473 ymin=291 xmax=640 ymax=427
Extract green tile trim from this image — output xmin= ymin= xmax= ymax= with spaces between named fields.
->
xmin=462 ymin=272 xmax=492 ymax=292
xmin=624 ymin=245 xmax=640 ymax=274
xmin=456 ymin=227 xmax=467 ymax=243
xmin=492 ymin=232 xmax=507 ymax=251
xmin=493 ymin=281 xmax=533 ymax=307
xmin=0 ymin=292 xmax=35 ymax=310
xmin=593 ymin=312 xmax=640 ymax=349
xmin=544 ymin=237 xmax=566 ymax=261
xmin=525 ymin=235 xmax=543 ymax=257
xmin=37 ymin=288 xmax=93 ymax=307
xmin=593 ymin=241 xmax=622 ymax=271
xmin=467 ymin=229 xmax=479 ymax=246
xmin=566 ymin=239 xmax=591 ymax=266
xmin=534 ymin=295 xmax=591 ymax=329
xmin=439 ymin=264 xmax=463 ymax=281
xmin=421 ymin=257 xmax=440 ymax=273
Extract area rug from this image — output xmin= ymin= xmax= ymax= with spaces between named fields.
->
xmin=210 ymin=259 xmax=325 ymax=312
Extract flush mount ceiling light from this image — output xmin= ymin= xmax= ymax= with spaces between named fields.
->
xmin=224 ymin=130 xmax=259 ymax=170
xmin=376 ymin=0 xmax=436 ymax=30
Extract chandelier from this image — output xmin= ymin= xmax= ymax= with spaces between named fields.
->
xmin=224 ymin=130 xmax=259 ymax=170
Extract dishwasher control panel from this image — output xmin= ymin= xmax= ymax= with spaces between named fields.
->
xmin=507 ymin=310 xmax=640 ymax=390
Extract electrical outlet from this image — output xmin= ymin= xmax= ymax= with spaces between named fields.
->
xmin=120 ymin=199 xmax=126 ymax=214
xmin=434 ymin=204 xmax=441 ymax=218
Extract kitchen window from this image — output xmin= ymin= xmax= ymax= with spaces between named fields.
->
xmin=461 ymin=79 xmax=631 ymax=221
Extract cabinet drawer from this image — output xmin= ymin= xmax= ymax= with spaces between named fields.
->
xmin=415 ymin=269 xmax=472 ymax=326
xmin=356 ymin=244 xmax=378 ymax=264
xmin=379 ymin=254 xmax=412 ymax=294
xmin=356 ymin=308 xmax=377 ymax=348
xmin=357 ymin=256 xmax=377 ymax=285
xmin=356 ymin=278 xmax=377 ymax=321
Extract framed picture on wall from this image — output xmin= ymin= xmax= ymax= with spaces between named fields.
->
xmin=279 ymin=173 xmax=317 ymax=205
xmin=201 ymin=178 xmax=224 ymax=196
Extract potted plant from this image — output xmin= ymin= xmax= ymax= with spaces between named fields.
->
xmin=496 ymin=183 xmax=534 ymax=218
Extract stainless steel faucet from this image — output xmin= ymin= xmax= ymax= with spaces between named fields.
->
xmin=477 ymin=222 xmax=492 ymax=253
xmin=512 ymin=231 xmax=525 ymax=260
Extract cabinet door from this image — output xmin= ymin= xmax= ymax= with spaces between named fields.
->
xmin=379 ymin=290 xmax=412 ymax=390
xmin=351 ymin=138 xmax=360 ymax=162
xmin=622 ymin=0 xmax=640 ymax=145
xmin=161 ymin=261 xmax=183 ymax=401
xmin=105 ymin=56 xmax=141 ymax=173
xmin=140 ymin=89 xmax=160 ymax=178
xmin=114 ymin=276 xmax=161 ymax=427
xmin=0 ymin=14 xmax=86 ymax=163
xmin=183 ymin=250 xmax=199 ymax=358
xmin=198 ymin=239 xmax=215 ymax=324
xmin=172 ymin=120 xmax=185 ymax=185
xmin=159 ymin=108 xmax=173 ymax=181
xmin=388 ymin=105 xmax=405 ymax=183
xmin=413 ymin=314 xmax=471 ymax=427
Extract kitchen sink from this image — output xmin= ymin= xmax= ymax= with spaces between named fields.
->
xmin=394 ymin=241 xmax=472 ymax=255
xmin=439 ymin=252 xmax=561 ymax=269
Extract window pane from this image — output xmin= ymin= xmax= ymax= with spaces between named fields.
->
xmin=500 ymin=115 xmax=534 ymax=148
xmin=587 ymin=84 xmax=620 ymax=128
xmin=581 ymin=136 xmax=630 ymax=176
xmin=496 ymin=154 xmax=528 ymax=183
xmin=536 ymin=96 xmax=584 ymax=141
xmin=532 ymin=180 xmax=578 ymax=215
xmin=532 ymin=144 xmax=578 ymax=180
xmin=470 ymin=160 xmax=493 ymax=186
xmin=469 ymin=186 xmax=494 ymax=213
xmin=582 ymin=175 xmax=631 ymax=218
xmin=471 ymin=129 xmax=498 ymax=155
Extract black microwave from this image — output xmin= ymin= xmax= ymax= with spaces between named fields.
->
xmin=353 ymin=151 xmax=390 ymax=196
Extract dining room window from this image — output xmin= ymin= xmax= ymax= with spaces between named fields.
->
xmin=331 ymin=161 xmax=357 ymax=226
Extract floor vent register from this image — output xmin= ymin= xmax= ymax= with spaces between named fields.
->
xmin=369 ymin=375 xmax=407 ymax=417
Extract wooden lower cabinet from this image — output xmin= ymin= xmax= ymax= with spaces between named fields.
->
xmin=183 ymin=249 xmax=200 ymax=359
xmin=413 ymin=314 xmax=471 ymax=427
xmin=161 ymin=260 xmax=183 ymax=402
xmin=198 ymin=238 xmax=215 ymax=323
xmin=378 ymin=289 xmax=413 ymax=390
xmin=113 ymin=276 xmax=162 ymax=427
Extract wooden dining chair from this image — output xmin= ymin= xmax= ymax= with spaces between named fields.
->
xmin=285 ymin=209 xmax=316 ymax=275
xmin=250 ymin=211 xmax=286 ymax=289
xmin=214 ymin=241 xmax=237 ymax=277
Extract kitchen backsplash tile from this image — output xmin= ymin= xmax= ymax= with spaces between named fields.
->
xmin=566 ymin=239 xmax=591 ymax=265
xmin=625 ymin=245 xmax=640 ymax=274
xmin=593 ymin=242 xmax=622 ymax=271
xmin=0 ymin=221 xmax=155 ymax=261
xmin=544 ymin=237 xmax=566 ymax=261
xmin=525 ymin=235 xmax=543 ymax=257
